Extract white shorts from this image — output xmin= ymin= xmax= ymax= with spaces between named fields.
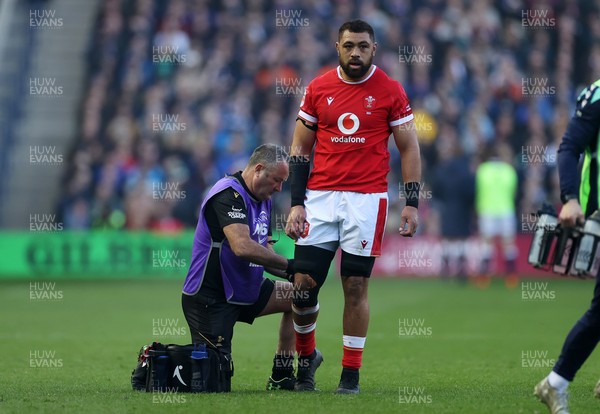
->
xmin=296 ymin=189 xmax=388 ymax=256
xmin=478 ymin=214 xmax=516 ymax=239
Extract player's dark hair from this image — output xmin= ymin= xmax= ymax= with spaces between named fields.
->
xmin=338 ymin=19 xmax=375 ymax=42
xmin=248 ymin=144 xmax=288 ymax=169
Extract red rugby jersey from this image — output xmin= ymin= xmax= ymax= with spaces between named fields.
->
xmin=298 ymin=65 xmax=413 ymax=193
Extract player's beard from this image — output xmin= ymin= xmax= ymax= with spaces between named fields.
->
xmin=339 ymin=55 xmax=373 ymax=80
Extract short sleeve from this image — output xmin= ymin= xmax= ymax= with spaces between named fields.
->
xmin=208 ymin=188 xmax=248 ymax=229
xmin=298 ymin=81 xmax=318 ymax=124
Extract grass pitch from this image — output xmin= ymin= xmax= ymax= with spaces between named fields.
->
xmin=1 ymin=276 xmax=599 ymax=413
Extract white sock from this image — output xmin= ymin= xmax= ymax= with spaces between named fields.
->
xmin=548 ymin=371 xmax=569 ymax=393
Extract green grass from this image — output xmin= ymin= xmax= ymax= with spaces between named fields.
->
xmin=1 ymin=276 xmax=600 ymax=413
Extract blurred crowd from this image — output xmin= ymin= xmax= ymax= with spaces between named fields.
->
xmin=57 ymin=0 xmax=600 ymax=235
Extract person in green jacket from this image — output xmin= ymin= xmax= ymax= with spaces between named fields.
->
xmin=475 ymin=141 xmax=518 ymax=286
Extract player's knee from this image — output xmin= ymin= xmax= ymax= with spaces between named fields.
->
xmin=342 ymin=277 xmax=368 ymax=305
xmin=293 ymin=273 xmax=316 ymax=291
xmin=295 ymin=245 xmax=335 ymax=289
xmin=292 ymin=288 xmax=319 ymax=308
xmin=340 ymin=251 xmax=375 ymax=277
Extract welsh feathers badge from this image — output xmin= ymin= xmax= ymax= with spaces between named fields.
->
xmin=363 ymin=95 xmax=376 ymax=109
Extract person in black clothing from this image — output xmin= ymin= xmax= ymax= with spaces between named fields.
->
xmin=431 ymin=130 xmax=475 ymax=281
xmin=181 ymin=144 xmax=298 ymax=391
xmin=535 ymin=80 xmax=600 ymax=414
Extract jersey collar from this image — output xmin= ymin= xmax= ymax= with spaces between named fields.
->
xmin=337 ymin=65 xmax=377 ymax=84
xmin=230 ymin=171 xmax=260 ymax=203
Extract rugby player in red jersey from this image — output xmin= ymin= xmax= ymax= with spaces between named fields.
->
xmin=285 ymin=19 xmax=422 ymax=393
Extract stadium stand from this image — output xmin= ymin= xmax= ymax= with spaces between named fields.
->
xmin=53 ymin=0 xmax=598 ymax=236
xmin=0 ymin=0 xmax=100 ymax=228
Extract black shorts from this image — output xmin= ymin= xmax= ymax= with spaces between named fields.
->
xmin=181 ymin=278 xmax=274 ymax=354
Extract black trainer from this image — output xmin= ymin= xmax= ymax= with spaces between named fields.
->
xmin=266 ymin=375 xmax=296 ymax=391
xmin=335 ymin=368 xmax=360 ymax=394
xmin=294 ymin=349 xmax=323 ymax=391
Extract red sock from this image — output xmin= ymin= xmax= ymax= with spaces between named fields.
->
xmin=342 ymin=347 xmax=363 ymax=369
xmin=342 ymin=335 xmax=366 ymax=369
xmin=294 ymin=322 xmax=316 ymax=357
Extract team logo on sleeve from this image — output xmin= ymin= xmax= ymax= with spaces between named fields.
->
xmin=300 ymin=90 xmax=307 ymax=107
xmin=228 ymin=206 xmax=246 ymax=219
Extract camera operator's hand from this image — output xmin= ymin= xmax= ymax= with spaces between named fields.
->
xmin=559 ymin=199 xmax=584 ymax=228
